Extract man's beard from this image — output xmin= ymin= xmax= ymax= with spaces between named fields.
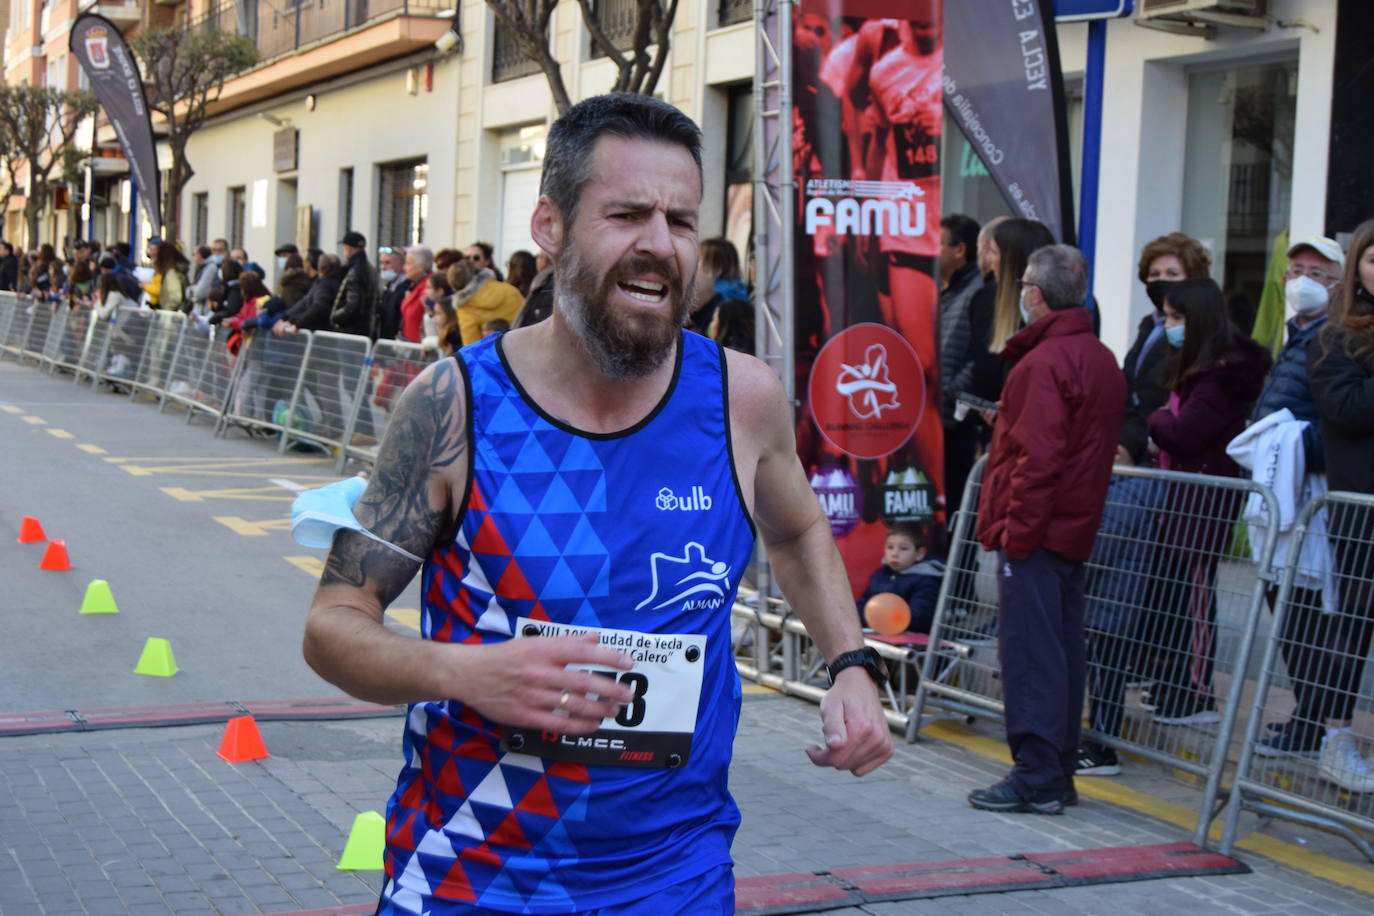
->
xmin=557 ymin=244 xmax=694 ymax=381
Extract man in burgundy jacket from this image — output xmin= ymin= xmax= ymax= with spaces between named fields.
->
xmin=970 ymin=244 xmax=1125 ymax=815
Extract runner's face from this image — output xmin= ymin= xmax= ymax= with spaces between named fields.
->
xmin=556 ymin=135 xmax=700 ymax=380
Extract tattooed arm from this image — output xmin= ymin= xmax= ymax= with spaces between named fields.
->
xmin=302 ymin=359 xmax=634 ymax=727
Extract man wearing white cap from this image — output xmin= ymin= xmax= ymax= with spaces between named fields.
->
xmin=1250 ymin=235 xmax=1344 ymax=762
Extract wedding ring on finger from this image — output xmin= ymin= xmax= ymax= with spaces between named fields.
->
xmin=556 ymin=689 xmax=573 ymax=713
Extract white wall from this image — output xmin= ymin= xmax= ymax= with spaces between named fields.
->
xmin=180 ymin=57 xmax=461 ymax=280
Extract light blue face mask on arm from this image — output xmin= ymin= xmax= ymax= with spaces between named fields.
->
xmin=290 ymin=475 xmax=424 ymax=563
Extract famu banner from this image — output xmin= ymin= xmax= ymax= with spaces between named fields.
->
xmin=942 ymin=0 xmax=1075 ymax=242
xmin=793 ymin=0 xmax=943 ymax=595
xmin=69 ymin=14 xmax=162 ymax=234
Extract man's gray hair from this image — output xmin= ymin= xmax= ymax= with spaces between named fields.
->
xmin=406 ymin=245 xmax=434 ymax=271
xmin=1025 ymin=244 xmax=1088 ymax=311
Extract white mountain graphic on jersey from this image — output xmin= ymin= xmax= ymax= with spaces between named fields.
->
xmin=635 ymin=542 xmax=732 ymax=611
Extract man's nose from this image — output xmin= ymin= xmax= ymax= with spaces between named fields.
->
xmin=635 ymin=212 xmax=675 ymax=262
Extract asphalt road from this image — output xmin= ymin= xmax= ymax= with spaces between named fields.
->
xmin=0 ymin=356 xmax=422 ymax=713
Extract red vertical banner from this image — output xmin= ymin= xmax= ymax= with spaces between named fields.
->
xmin=792 ymin=0 xmax=943 ymax=596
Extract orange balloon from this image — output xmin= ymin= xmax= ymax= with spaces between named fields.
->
xmin=864 ymin=592 xmax=911 ymax=635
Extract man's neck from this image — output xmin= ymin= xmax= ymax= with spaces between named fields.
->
xmin=1295 ymin=309 xmax=1327 ymax=329
xmin=501 ymin=308 xmax=679 ymax=434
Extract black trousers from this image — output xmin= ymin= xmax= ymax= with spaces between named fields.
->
xmin=996 ymin=548 xmax=1085 ymax=801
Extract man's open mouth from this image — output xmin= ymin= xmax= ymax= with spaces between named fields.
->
xmin=618 ymin=280 xmax=668 ymax=303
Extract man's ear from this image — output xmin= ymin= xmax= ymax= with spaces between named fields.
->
xmin=530 ymin=196 xmax=564 ymax=259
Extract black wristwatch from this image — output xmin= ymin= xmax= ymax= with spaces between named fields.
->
xmin=826 ymin=647 xmax=888 ymax=688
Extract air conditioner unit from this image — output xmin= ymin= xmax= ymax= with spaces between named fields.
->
xmin=1139 ymin=0 xmax=1265 ymax=14
xmin=1137 ymin=0 xmax=1268 ymax=36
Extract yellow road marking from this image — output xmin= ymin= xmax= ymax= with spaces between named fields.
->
xmin=743 ymin=683 xmax=777 ymax=695
xmin=22 ymin=415 xmax=45 ymax=425
xmin=920 ymin=719 xmax=1374 ymax=895
xmin=120 ymin=464 xmax=338 ymax=479
xmin=164 ymin=486 xmax=296 ymax=503
xmin=78 ymin=444 xmax=107 ymax=454
xmin=1 ymin=405 xmax=23 ymax=414
xmin=214 ymin=516 xmax=292 ymax=536
xmin=103 ymin=456 xmax=330 ymax=465
xmin=46 ymin=429 xmax=75 ymax=439
xmin=285 ymin=555 xmax=326 ymax=578
xmin=388 ymin=608 xmax=421 ymax=632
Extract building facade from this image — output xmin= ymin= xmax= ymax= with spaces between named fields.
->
xmin=1 ymin=0 xmax=1366 ymax=359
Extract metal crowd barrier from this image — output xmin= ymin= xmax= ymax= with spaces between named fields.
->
xmin=1222 ymin=490 xmax=1374 ymax=862
xmin=19 ymin=297 xmax=55 ymax=365
xmin=217 ymin=328 xmax=314 ymax=439
xmin=0 ymin=291 xmax=19 ymax=356
xmin=48 ymin=303 xmax=92 ymax=376
xmin=125 ymin=308 xmax=189 ymax=400
xmin=909 ymin=457 xmax=1280 ymax=845
xmin=263 ymin=330 xmax=373 ymax=458
xmin=341 ymin=338 xmax=437 ymax=471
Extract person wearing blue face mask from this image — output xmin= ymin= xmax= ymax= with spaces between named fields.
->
xmin=1141 ymin=279 xmax=1271 ymax=727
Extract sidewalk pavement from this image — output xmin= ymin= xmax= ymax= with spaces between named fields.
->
xmin=1 ymin=688 xmax=1371 ymax=915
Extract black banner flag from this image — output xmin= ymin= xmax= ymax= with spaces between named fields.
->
xmin=942 ymin=0 xmax=1075 ymax=243
xmin=69 ymin=14 xmax=162 ymax=234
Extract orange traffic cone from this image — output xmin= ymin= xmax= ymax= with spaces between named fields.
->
xmin=18 ymin=516 xmax=47 ymax=543
xmin=217 ymin=715 xmax=270 ymax=762
xmin=39 ymin=539 xmax=71 ymax=571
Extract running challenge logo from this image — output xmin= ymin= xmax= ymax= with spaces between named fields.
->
xmin=635 ymin=542 xmax=732 ymax=612
xmin=836 ymin=344 xmax=900 ymax=419
xmin=809 ymin=323 xmax=924 ymax=460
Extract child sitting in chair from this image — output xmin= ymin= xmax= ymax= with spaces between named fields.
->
xmin=856 ymin=522 xmax=945 ymax=634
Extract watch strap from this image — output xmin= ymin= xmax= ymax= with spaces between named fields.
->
xmin=826 ymin=647 xmax=887 ymax=688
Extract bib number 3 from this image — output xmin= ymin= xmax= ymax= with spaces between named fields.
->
xmin=502 ymin=618 xmax=706 ymax=769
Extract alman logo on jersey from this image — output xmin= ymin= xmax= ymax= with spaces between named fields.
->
xmin=803 ymin=179 xmax=927 ymax=238
xmin=655 ymin=486 xmax=713 ymax=512
xmin=635 ymin=542 xmax=732 ymax=611
xmin=836 ymin=344 xmax=900 ymax=420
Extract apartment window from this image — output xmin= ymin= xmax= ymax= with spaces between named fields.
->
xmin=227 ymin=186 xmax=246 ymax=249
xmin=192 ymin=192 xmax=209 ymax=247
xmin=377 ymin=159 xmax=428 ymax=249
xmin=338 ymin=167 xmax=354 ymax=235
xmin=1181 ymin=59 xmax=1298 ymax=334
xmin=493 ymin=18 xmax=542 ymax=82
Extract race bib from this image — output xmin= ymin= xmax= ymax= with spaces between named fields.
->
xmin=501 ymin=618 xmax=706 ymax=768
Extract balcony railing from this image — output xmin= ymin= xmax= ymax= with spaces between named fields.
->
xmin=186 ymin=0 xmax=456 ymax=63
xmin=492 ymin=19 xmax=543 ymax=83
xmin=718 ymin=0 xmax=751 ymax=28
xmin=588 ymin=0 xmax=636 ymax=59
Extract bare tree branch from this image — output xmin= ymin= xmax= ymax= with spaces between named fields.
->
xmin=132 ymin=27 xmax=257 ymax=242
xmin=0 ymin=86 xmax=99 ymax=247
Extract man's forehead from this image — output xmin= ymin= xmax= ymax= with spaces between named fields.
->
xmin=1290 ymin=249 xmax=1337 ymax=268
xmin=585 ymin=135 xmax=701 ymax=200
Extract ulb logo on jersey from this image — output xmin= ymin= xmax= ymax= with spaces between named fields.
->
xmin=84 ymin=27 xmax=111 ymax=70
xmin=635 ymin=542 xmax=731 ymax=611
xmin=655 ymin=486 xmax=712 ymax=512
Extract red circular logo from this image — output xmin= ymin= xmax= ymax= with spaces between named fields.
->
xmin=807 ymin=323 xmax=925 ymax=460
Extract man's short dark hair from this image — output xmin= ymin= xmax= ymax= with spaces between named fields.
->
xmin=275 ymin=243 xmax=299 ymax=256
xmin=1025 ymin=244 xmax=1088 ymax=311
xmin=541 ymin=93 xmax=703 ymax=224
xmin=196 ymin=245 xmax=212 ymax=259
xmin=306 ymin=247 xmax=323 ymax=270
xmin=941 ymin=213 xmax=980 ymax=264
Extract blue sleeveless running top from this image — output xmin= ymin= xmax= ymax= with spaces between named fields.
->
xmin=381 ymin=330 xmax=756 ymax=913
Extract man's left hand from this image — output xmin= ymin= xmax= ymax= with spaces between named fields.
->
xmin=805 ymin=668 xmax=893 ymax=776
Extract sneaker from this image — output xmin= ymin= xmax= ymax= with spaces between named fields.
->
xmin=1318 ymin=730 xmax=1374 ymax=793
xmin=1075 ymin=744 xmax=1121 ymax=776
xmin=1152 ymin=700 xmax=1221 ymax=726
xmin=967 ymin=778 xmax=1065 ymax=815
xmin=1253 ymin=720 xmax=1321 ymax=759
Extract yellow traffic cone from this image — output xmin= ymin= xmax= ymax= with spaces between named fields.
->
xmin=337 ymin=811 xmax=385 ymax=870
xmin=79 ymin=580 xmax=119 ymax=615
xmin=134 ymin=638 xmax=178 ymax=677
